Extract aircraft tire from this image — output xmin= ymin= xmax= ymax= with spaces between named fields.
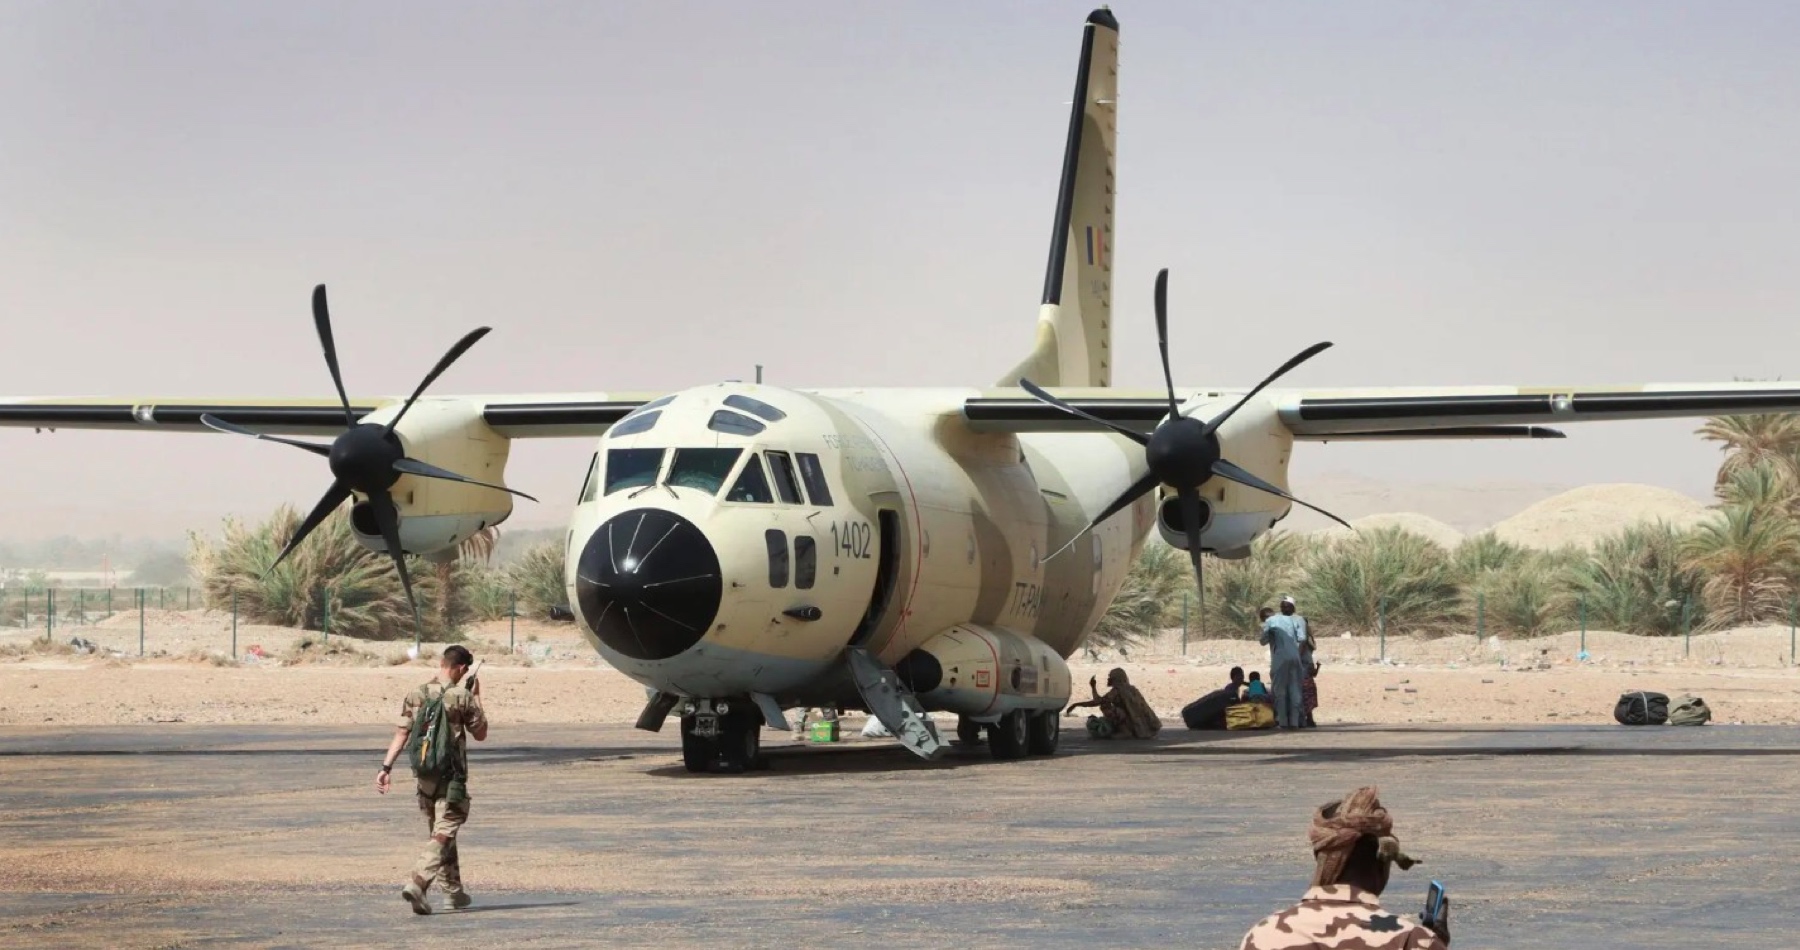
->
xmin=956 ymin=716 xmax=984 ymax=746
xmin=679 ymin=718 xmax=715 ymax=773
xmin=987 ymin=710 xmax=1029 ymax=761
xmin=714 ymin=710 xmax=764 ymax=774
xmin=1026 ymin=710 xmax=1060 ymax=756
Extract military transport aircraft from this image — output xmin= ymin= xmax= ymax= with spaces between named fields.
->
xmin=7 ymin=8 xmax=1800 ymax=772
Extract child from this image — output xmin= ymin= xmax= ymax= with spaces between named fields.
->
xmin=1245 ymin=671 xmax=1270 ymax=701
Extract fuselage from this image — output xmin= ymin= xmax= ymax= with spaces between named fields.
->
xmin=562 ymin=382 xmax=1294 ymax=713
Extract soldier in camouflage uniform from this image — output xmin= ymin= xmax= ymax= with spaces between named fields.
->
xmin=376 ymin=645 xmax=489 ymax=915
xmin=1239 ymin=786 xmax=1450 ymax=949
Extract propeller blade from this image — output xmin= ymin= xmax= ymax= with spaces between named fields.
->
xmin=312 ymin=285 xmax=356 ymax=428
xmin=1177 ymin=487 xmax=1206 ymax=595
xmin=1019 ymin=378 xmax=1151 ymax=446
xmin=1153 ymin=268 xmax=1180 ymax=421
xmin=266 ymin=480 xmax=353 ymax=575
xmin=199 ymin=413 xmax=331 ymax=457
xmin=369 ymin=490 xmax=424 ymax=635
xmin=393 ymin=457 xmax=540 ymax=502
xmin=385 ymin=327 xmax=492 ymax=434
xmin=1202 ymin=341 xmax=1333 ymax=437
xmin=1045 ymin=469 xmax=1161 ymax=560
xmin=1210 ymin=458 xmax=1353 ymax=530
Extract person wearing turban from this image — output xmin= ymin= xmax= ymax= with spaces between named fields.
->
xmin=1064 ymin=668 xmax=1162 ymax=739
xmin=1239 ymin=786 xmax=1450 ymax=949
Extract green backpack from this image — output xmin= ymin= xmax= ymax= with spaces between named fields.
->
xmin=1669 ymin=694 xmax=1712 ymax=727
xmin=405 ymin=685 xmax=461 ymax=781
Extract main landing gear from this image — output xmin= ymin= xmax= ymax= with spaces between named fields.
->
xmin=958 ymin=710 xmax=1060 ymax=761
xmin=679 ymin=700 xmax=766 ymax=774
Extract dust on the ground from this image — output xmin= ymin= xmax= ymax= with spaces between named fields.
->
xmin=2 ymin=610 xmax=1796 ymax=727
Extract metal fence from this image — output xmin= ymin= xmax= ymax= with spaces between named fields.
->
xmin=1169 ymin=591 xmax=1800 ymax=668
xmin=1 ymin=586 xmax=532 ymax=659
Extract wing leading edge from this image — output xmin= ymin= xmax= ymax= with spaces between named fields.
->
xmin=0 ymin=394 xmax=659 ymax=439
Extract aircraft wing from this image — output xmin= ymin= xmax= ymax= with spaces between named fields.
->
xmin=963 ymin=382 xmax=1800 ymax=440
xmin=0 ymin=393 xmax=659 ymax=439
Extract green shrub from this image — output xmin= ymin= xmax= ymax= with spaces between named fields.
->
xmin=1298 ymin=527 xmax=1462 ymax=636
xmin=506 ymin=541 xmax=569 ymax=621
xmin=1091 ymin=538 xmax=1187 ymax=654
xmin=1561 ymin=522 xmax=1706 ymax=636
xmin=1201 ymin=532 xmax=1306 ymax=638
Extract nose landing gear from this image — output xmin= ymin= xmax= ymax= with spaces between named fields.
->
xmin=679 ymin=699 xmax=766 ymax=774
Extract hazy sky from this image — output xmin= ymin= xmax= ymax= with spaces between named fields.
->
xmin=4 ymin=1 xmax=1798 ymax=539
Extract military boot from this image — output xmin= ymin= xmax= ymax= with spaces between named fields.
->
xmin=444 ymin=891 xmax=473 ymax=911
xmin=401 ymin=884 xmax=432 ymax=916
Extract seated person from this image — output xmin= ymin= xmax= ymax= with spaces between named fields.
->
xmin=1244 ymin=671 xmax=1270 ymax=701
xmin=1065 ymin=668 xmax=1162 ymax=739
xmin=1238 ymin=786 xmax=1448 ymax=949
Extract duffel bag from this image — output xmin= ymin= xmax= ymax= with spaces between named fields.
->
xmin=1614 ymin=690 xmax=1669 ymax=726
xmin=1225 ymin=702 xmax=1276 ymax=731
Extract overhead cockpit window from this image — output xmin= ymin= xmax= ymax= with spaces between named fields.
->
xmin=708 ymin=409 xmax=765 ymax=437
xmin=726 ymin=456 xmax=774 ymax=503
xmin=610 ymin=410 xmax=662 ymax=437
xmin=796 ymin=452 xmax=834 ymax=506
xmin=765 ymin=451 xmax=803 ymax=505
xmin=578 ymin=453 xmax=600 ymax=503
xmin=667 ymin=448 xmax=742 ymax=495
xmin=724 ymin=394 xmax=787 ymax=423
xmin=604 ymin=448 xmax=664 ymax=495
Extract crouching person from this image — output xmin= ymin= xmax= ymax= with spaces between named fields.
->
xmin=376 ymin=645 xmax=489 ymax=915
xmin=1240 ymin=786 xmax=1449 ymax=949
xmin=1065 ymin=668 xmax=1162 ymax=739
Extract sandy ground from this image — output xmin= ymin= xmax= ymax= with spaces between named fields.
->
xmin=3 ymin=723 xmax=1798 ymax=949
xmin=2 ymin=611 xmax=1797 ymax=727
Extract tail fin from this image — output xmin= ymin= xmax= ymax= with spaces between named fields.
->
xmin=999 ymin=8 xmax=1119 ymax=390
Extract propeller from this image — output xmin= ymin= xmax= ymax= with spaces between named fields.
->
xmin=201 ymin=284 xmax=538 ymax=631
xmin=1022 ymin=268 xmax=1350 ymax=595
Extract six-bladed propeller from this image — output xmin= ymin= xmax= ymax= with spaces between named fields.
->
xmin=1021 ymin=268 xmax=1351 ymax=594
xmin=200 ymin=284 xmax=537 ymax=631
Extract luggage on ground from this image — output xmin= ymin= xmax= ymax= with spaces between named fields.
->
xmin=1669 ymin=694 xmax=1712 ymax=726
xmin=1225 ymin=702 xmax=1276 ymax=731
xmin=1182 ymin=687 xmax=1240 ymax=730
xmin=1613 ymin=690 xmax=1670 ymax=726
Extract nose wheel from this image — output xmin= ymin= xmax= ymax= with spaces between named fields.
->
xmin=680 ymin=705 xmax=766 ymax=774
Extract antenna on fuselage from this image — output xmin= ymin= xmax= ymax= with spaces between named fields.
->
xmin=755 ymin=364 xmax=763 ymax=384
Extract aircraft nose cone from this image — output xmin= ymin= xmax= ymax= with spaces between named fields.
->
xmin=575 ymin=509 xmax=722 ymax=661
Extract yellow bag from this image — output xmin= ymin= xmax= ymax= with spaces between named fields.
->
xmin=1225 ymin=703 xmax=1276 ymax=731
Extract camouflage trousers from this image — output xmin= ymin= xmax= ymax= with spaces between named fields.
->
xmin=410 ymin=793 xmax=470 ymax=897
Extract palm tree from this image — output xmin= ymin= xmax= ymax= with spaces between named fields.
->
xmin=1696 ymin=413 xmax=1800 ymax=488
xmin=1716 ymin=458 xmax=1795 ymax=515
xmin=1297 ymin=527 xmax=1462 ymax=636
xmin=1202 ymin=532 xmax=1306 ymax=638
xmin=1680 ymin=505 xmax=1800 ymax=627
xmin=1090 ymin=539 xmax=1187 ymax=655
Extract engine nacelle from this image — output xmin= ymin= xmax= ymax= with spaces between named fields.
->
xmin=893 ymin=624 xmax=1072 ymax=721
xmin=349 ymin=399 xmax=516 ymax=559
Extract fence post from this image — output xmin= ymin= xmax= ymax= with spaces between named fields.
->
xmin=1791 ymin=595 xmax=1797 ymax=668
xmin=231 ymin=590 xmax=238 ymax=659
xmin=1579 ymin=595 xmax=1587 ymax=657
xmin=1378 ymin=597 xmax=1386 ymax=663
xmin=510 ymin=592 xmax=518 ymax=654
xmin=1476 ymin=590 xmax=1484 ymax=641
xmin=47 ymin=588 xmax=55 ymax=640
xmin=77 ymin=588 xmax=84 ymax=627
xmin=1682 ymin=597 xmax=1691 ymax=659
xmin=323 ymin=588 xmax=331 ymax=641
xmin=159 ymin=587 xmax=165 ymax=610
xmin=107 ymin=587 xmax=114 ymax=619
xmin=138 ymin=588 xmax=145 ymax=656
xmin=1180 ymin=592 xmax=1188 ymax=655
xmin=185 ymin=587 xmax=191 ymax=611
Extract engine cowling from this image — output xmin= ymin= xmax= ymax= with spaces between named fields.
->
xmin=349 ymin=399 xmax=516 ymax=558
xmin=893 ymin=624 xmax=1072 ymax=720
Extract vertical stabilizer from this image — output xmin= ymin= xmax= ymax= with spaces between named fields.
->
xmin=999 ymin=8 xmax=1119 ymax=390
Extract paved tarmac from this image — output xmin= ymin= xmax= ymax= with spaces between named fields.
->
xmin=2 ymin=722 xmax=1797 ymax=949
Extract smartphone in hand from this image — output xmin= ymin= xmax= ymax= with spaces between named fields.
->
xmin=1422 ymin=880 xmax=1448 ymax=936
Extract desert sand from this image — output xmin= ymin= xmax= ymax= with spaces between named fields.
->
xmin=4 ymin=608 xmax=1796 ymax=728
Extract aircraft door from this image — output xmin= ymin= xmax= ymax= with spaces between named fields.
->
xmin=849 ymin=508 xmax=902 ymax=648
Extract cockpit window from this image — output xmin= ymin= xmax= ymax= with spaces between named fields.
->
xmin=708 ymin=409 xmax=765 ymax=437
xmin=610 ymin=409 xmax=662 ymax=437
xmin=765 ymin=451 xmax=803 ymax=505
xmin=796 ymin=452 xmax=834 ymax=506
xmin=604 ymin=448 xmax=664 ymax=495
xmin=667 ymin=448 xmax=742 ymax=495
xmin=578 ymin=452 xmax=600 ymax=503
xmin=725 ymin=455 xmax=774 ymax=503
xmin=724 ymin=394 xmax=787 ymax=422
